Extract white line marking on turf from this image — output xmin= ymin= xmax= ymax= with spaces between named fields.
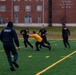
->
xmin=0 ymin=46 xmax=25 ymax=53
xmin=45 ymin=56 xmax=50 ymax=58
xmin=36 ymin=50 xmax=76 ymax=75
xmin=28 ymin=55 xmax=32 ymax=58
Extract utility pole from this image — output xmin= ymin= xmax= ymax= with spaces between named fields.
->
xmin=42 ymin=0 xmax=44 ymax=25
xmin=64 ymin=2 xmax=66 ymax=26
xmin=60 ymin=2 xmax=67 ymax=26
xmin=48 ymin=0 xmax=52 ymax=26
xmin=11 ymin=0 xmax=14 ymax=22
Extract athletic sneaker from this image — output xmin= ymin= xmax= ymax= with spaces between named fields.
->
xmin=49 ymin=46 xmax=51 ymax=51
xmin=39 ymin=47 xmax=42 ymax=49
xmin=32 ymin=46 xmax=34 ymax=50
xmin=68 ymin=45 xmax=70 ymax=49
xmin=10 ymin=66 xmax=16 ymax=71
xmin=37 ymin=48 xmax=40 ymax=51
xmin=13 ymin=61 xmax=19 ymax=68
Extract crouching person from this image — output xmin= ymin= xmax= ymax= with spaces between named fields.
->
xmin=29 ymin=31 xmax=51 ymax=51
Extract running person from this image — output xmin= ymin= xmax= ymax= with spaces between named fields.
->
xmin=20 ymin=28 xmax=33 ymax=49
xmin=62 ymin=26 xmax=70 ymax=49
xmin=0 ymin=21 xmax=20 ymax=71
xmin=38 ymin=25 xmax=51 ymax=48
xmin=29 ymin=31 xmax=51 ymax=51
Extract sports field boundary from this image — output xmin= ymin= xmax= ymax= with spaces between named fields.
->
xmin=36 ymin=50 xmax=76 ymax=75
xmin=0 ymin=46 xmax=25 ymax=53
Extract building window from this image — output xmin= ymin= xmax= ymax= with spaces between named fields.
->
xmin=36 ymin=0 xmax=39 ymax=1
xmin=38 ymin=14 xmax=41 ymax=23
xmin=14 ymin=5 xmax=19 ymax=12
xmin=40 ymin=0 xmax=43 ymax=1
xmin=25 ymin=0 xmax=27 ymax=1
xmin=0 ymin=16 xmax=5 ymax=24
xmin=24 ymin=13 xmax=32 ymax=23
xmin=13 ymin=0 xmax=16 ymax=1
xmin=0 ymin=0 xmax=6 ymax=1
xmin=26 ymin=5 xmax=31 ymax=12
xmin=15 ymin=14 xmax=18 ymax=23
xmin=37 ymin=5 xmax=42 ymax=11
xmin=0 ymin=5 xmax=6 ymax=12
xmin=29 ymin=0 xmax=32 ymax=1
xmin=17 ymin=0 xmax=20 ymax=1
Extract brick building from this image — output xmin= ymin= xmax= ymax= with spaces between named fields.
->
xmin=52 ymin=0 xmax=76 ymax=26
xmin=0 ymin=0 xmax=76 ymax=26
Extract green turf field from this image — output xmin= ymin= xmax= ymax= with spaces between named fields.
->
xmin=0 ymin=39 xmax=76 ymax=75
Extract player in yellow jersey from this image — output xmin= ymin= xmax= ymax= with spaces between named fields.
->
xmin=29 ymin=31 xmax=51 ymax=51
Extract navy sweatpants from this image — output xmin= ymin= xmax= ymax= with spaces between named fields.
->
xmin=35 ymin=40 xmax=50 ymax=51
xmin=63 ymin=37 xmax=70 ymax=48
xmin=3 ymin=43 xmax=18 ymax=67
xmin=24 ymin=38 xmax=33 ymax=48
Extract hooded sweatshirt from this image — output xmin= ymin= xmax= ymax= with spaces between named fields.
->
xmin=1 ymin=21 xmax=19 ymax=47
xmin=62 ymin=26 xmax=70 ymax=37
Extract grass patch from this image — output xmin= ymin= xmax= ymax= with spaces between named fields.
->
xmin=0 ymin=26 xmax=76 ymax=37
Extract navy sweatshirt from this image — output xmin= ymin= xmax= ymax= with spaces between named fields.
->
xmin=1 ymin=21 xmax=19 ymax=47
xmin=62 ymin=27 xmax=70 ymax=37
xmin=39 ymin=29 xmax=47 ymax=37
xmin=20 ymin=29 xmax=29 ymax=39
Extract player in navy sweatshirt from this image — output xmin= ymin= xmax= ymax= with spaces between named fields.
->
xmin=0 ymin=21 xmax=20 ymax=71
xmin=38 ymin=25 xmax=51 ymax=49
xmin=62 ymin=26 xmax=70 ymax=49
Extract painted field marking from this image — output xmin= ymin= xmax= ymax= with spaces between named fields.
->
xmin=0 ymin=44 xmax=35 ymax=53
xmin=36 ymin=50 xmax=76 ymax=75
xmin=0 ymin=46 xmax=25 ymax=53
xmin=28 ymin=55 xmax=33 ymax=58
xmin=45 ymin=56 xmax=50 ymax=58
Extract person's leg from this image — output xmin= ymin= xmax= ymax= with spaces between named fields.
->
xmin=3 ymin=44 xmax=15 ymax=71
xmin=43 ymin=37 xmax=50 ymax=46
xmin=11 ymin=44 xmax=19 ymax=68
xmin=39 ymin=44 xmax=42 ymax=49
xmin=4 ymin=47 xmax=13 ymax=66
xmin=35 ymin=41 xmax=40 ymax=51
xmin=39 ymin=36 xmax=43 ymax=49
xmin=40 ymin=41 xmax=51 ymax=51
xmin=26 ymin=39 xmax=33 ymax=49
xmin=66 ymin=37 xmax=70 ymax=48
xmin=24 ymin=39 xmax=27 ymax=48
xmin=63 ymin=37 xmax=67 ymax=48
